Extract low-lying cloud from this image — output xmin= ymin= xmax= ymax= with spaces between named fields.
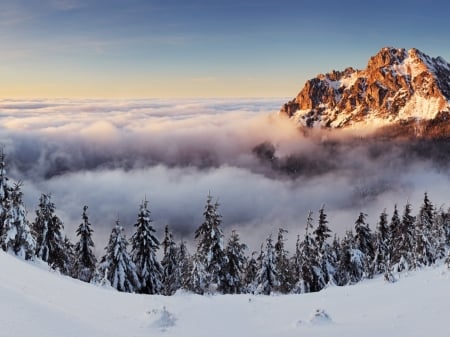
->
xmin=0 ymin=98 xmax=449 ymax=252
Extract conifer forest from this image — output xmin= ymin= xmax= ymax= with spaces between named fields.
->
xmin=1 ymin=152 xmax=450 ymax=296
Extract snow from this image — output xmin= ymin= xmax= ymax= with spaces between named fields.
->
xmin=399 ymin=95 xmax=444 ymax=120
xmin=324 ymin=72 xmax=358 ymax=91
xmin=2 ymin=251 xmax=450 ymax=337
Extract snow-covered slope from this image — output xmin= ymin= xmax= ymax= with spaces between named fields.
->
xmin=280 ymin=47 xmax=450 ymax=130
xmin=2 ymin=250 xmax=450 ymax=337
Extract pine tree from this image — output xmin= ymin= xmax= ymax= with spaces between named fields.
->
xmin=0 ymin=150 xmax=10 ymax=239
xmin=64 ymin=236 xmax=75 ymax=276
xmin=97 ymin=220 xmax=140 ymax=293
xmin=72 ymin=206 xmax=97 ymax=282
xmin=176 ymin=239 xmax=192 ymax=291
xmin=1 ymin=182 xmax=35 ymax=260
xmin=194 ymin=194 xmax=227 ymax=293
xmin=341 ymin=229 xmax=365 ymax=284
xmin=354 ymin=212 xmax=374 ymax=278
xmin=161 ymin=225 xmax=179 ymax=295
xmin=130 ymin=200 xmax=162 ymax=294
xmin=189 ymin=254 xmax=206 ymax=294
xmin=256 ymin=235 xmax=279 ymax=295
xmin=414 ymin=193 xmax=436 ymax=267
xmin=31 ymin=193 xmax=69 ymax=273
xmin=313 ymin=205 xmax=335 ymax=285
xmin=223 ymin=230 xmax=247 ymax=294
xmin=392 ymin=202 xmax=415 ymax=271
xmin=274 ymin=228 xmax=291 ymax=293
xmin=372 ymin=209 xmax=389 ymax=275
xmin=433 ymin=207 xmax=449 ymax=259
xmin=313 ymin=205 xmax=332 ymax=252
xmin=243 ymin=251 xmax=259 ymax=294
xmin=292 ymin=211 xmax=322 ymax=293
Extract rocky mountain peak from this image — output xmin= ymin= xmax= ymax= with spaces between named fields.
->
xmin=280 ymin=47 xmax=450 ymax=131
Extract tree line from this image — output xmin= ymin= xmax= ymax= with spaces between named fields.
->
xmin=1 ymin=152 xmax=450 ymax=295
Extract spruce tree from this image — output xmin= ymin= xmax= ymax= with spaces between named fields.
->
xmin=189 ymin=254 xmax=206 ymax=294
xmin=1 ymin=182 xmax=35 ymax=260
xmin=256 ymin=235 xmax=279 ymax=295
xmin=372 ymin=209 xmax=389 ymax=275
xmin=176 ymin=239 xmax=192 ymax=291
xmin=313 ymin=205 xmax=335 ymax=285
xmin=130 ymin=200 xmax=162 ymax=294
xmin=392 ymin=202 xmax=415 ymax=271
xmin=223 ymin=230 xmax=247 ymax=294
xmin=414 ymin=193 xmax=436 ymax=267
xmin=274 ymin=228 xmax=292 ymax=293
xmin=97 ymin=220 xmax=140 ymax=293
xmin=31 ymin=193 xmax=69 ymax=273
xmin=313 ymin=205 xmax=332 ymax=252
xmin=344 ymin=229 xmax=365 ymax=284
xmin=354 ymin=212 xmax=374 ymax=278
xmin=292 ymin=211 xmax=321 ymax=293
xmin=243 ymin=251 xmax=259 ymax=294
xmin=194 ymin=194 xmax=227 ymax=293
xmin=0 ymin=150 xmax=10 ymax=238
xmin=161 ymin=225 xmax=179 ymax=295
xmin=433 ymin=208 xmax=449 ymax=259
xmin=72 ymin=206 xmax=97 ymax=282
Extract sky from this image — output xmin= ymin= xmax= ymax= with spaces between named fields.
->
xmin=1 ymin=0 xmax=450 ymax=98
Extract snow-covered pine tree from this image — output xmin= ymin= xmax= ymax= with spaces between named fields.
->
xmin=97 ymin=220 xmax=140 ymax=293
xmin=313 ymin=205 xmax=332 ymax=252
xmin=194 ymin=194 xmax=227 ymax=293
xmin=445 ymin=250 xmax=450 ymax=269
xmin=189 ymin=253 xmax=206 ymax=294
xmin=414 ymin=193 xmax=436 ymax=267
xmin=0 ymin=150 xmax=10 ymax=238
xmin=256 ymin=235 xmax=280 ymax=295
xmin=433 ymin=207 xmax=449 ymax=259
xmin=72 ymin=206 xmax=97 ymax=282
xmin=334 ymin=230 xmax=352 ymax=286
xmin=354 ymin=212 xmax=374 ymax=278
xmin=31 ymin=193 xmax=69 ymax=273
xmin=64 ymin=236 xmax=75 ymax=275
xmin=341 ymin=229 xmax=365 ymax=284
xmin=313 ymin=206 xmax=335 ymax=287
xmin=274 ymin=228 xmax=292 ymax=293
xmin=243 ymin=251 xmax=259 ymax=294
xmin=223 ymin=230 xmax=247 ymax=294
xmin=372 ymin=209 xmax=390 ymax=275
xmin=392 ymin=202 xmax=415 ymax=272
xmin=176 ymin=239 xmax=192 ymax=291
xmin=1 ymin=182 xmax=35 ymax=260
xmin=130 ymin=200 xmax=162 ymax=294
xmin=292 ymin=211 xmax=321 ymax=293
xmin=161 ymin=225 xmax=179 ymax=295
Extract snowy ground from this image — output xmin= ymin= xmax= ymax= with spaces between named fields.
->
xmin=1 ymin=251 xmax=450 ymax=337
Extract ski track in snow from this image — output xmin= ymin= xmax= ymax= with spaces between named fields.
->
xmin=1 ymin=251 xmax=450 ymax=337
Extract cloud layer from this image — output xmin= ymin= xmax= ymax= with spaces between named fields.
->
xmin=1 ymin=98 xmax=449 ymax=252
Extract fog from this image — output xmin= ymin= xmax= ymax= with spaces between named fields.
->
xmin=0 ymin=98 xmax=449 ymax=253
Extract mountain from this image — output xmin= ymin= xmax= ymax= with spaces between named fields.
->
xmin=280 ymin=47 xmax=450 ymax=134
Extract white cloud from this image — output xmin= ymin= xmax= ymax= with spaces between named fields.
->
xmin=0 ymin=98 xmax=448 ymax=252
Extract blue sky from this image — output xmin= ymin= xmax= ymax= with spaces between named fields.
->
xmin=1 ymin=0 xmax=449 ymax=98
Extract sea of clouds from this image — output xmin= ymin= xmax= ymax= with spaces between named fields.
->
xmin=0 ymin=98 xmax=448 ymax=252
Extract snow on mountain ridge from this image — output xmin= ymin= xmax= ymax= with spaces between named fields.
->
xmin=280 ymin=47 xmax=450 ymax=131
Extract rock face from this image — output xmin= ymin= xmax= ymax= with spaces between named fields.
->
xmin=281 ymin=47 xmax=450 ymax=129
